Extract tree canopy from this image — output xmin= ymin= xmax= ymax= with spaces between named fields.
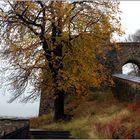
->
xmin=0 ymin=0 xmax=123 ymax=120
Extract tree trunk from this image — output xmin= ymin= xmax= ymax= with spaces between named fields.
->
xmin=54 ymin=90 xmax=64 ymax=121
xmin=41 ymin=10 xmax=65 ymax=120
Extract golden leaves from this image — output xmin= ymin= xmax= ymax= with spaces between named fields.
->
xmin=0 ymin=1 xmax=123 ymax=99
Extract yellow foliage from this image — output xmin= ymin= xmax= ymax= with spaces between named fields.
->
xmin=0 ymin=1 xmax=123 ymax=99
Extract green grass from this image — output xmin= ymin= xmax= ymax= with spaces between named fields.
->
xmin=30 ymin=90 xmax=140 ymax=139
xmin=42 ymin=117 xmax=90 ymax=138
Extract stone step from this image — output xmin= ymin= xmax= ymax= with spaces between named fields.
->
xmin=29 ymin=129 xmax=71 ymax=139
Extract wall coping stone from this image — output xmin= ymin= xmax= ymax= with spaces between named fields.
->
xmin=112 ymin=73 xmax=140 ymax=83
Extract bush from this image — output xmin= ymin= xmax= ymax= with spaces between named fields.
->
xmin=92 ymin=109 xmax=132 ymax=139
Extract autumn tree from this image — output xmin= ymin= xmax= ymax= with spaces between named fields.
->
xmin=0 ymin=1 xmax=122 ymax=120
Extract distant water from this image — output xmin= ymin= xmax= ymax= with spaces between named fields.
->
xmin=0 ymin=93 xmax=40 ymax=118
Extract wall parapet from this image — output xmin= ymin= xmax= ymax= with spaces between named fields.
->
xmin=112 ymin=74 xmax=140 ymax=83
xmin=0 ymin=118 xmax=29 ymax=139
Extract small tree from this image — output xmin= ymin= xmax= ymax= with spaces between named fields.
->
xmin=126 ymin=29 xmax=140 ymax=42
xmin=0 ymin=1 xmax=122 ymax=121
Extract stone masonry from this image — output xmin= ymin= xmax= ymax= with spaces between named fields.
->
xmin=114 ymin=42 xmax=140 ymax=73
xmin=0 ymin=118 xmax=29 ymax=139
xmin=113 ymin=74 xmax=140 ymax=101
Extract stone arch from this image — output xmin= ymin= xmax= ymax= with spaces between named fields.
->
xmin=116 ymin=55 xmax=140 ymax=73
xmin=123 ymin=59 xmax=140 ymax=69
xmin=114 ymin=42 xmax=140 ymax=74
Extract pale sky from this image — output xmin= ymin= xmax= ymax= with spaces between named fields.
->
xmin=0 ymin=1 xmax=140 ymax=118
xmin=118 ymin=1 xmax=140 ymax=41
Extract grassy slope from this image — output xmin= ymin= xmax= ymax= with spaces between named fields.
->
xmin=30 ymin=90 xmax=140 ymax=139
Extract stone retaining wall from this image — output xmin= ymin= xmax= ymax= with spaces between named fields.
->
xmin=112 ymin=74 xmax=140 ymax=101
xmin=0 ymin=118 xmax=29 ymax=139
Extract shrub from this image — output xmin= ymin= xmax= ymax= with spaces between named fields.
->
xmin=93 ymin=119 xmax=130 ymax=138
xmin=92 ymin=109 xmax=132 ymax=138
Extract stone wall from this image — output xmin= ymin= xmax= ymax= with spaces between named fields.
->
xmin=0 ymin=118 xmax=29 ymax=139
xmin=112 ymin=74 xmax=140 ymax=101
xmin=39 ymin=93 xmax=54 ymax=116
xmin=114 ymin=42 xmax=140 ymax=73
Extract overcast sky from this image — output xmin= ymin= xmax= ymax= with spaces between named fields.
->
xmin=118 ymin=1 xmax=140 ymax=41
xmin=0 ymin=1 xmax=140 ymax=118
